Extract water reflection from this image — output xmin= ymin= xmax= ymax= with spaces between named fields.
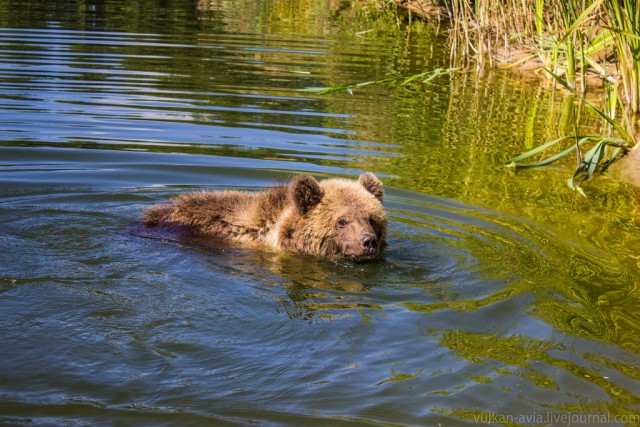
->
xmin=435 ymin=327 xmax=640 ymax=419
xmin=2 ymin=0 xmax=640 ymax=426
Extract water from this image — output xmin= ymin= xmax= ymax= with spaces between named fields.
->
xmin=2 ymin=1 xmax=640 ymax=425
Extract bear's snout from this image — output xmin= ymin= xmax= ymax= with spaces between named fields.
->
xmin=361 ymin=234 xmax=378 ymax=251
xmin=339 ymin=232 xmax=380 ymax=261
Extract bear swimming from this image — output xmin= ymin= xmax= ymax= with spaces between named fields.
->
xmin=142 ymin=173 xmax=387 ymax=262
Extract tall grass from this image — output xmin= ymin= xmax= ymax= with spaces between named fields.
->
xmin=317 ymin=0 xmax=638 ymax=191
xmin=445 ymin=0 xmax=639 ymax=193
xmin=604 ymin=0 xmax=640 ymax=114
xmin=447 ymin=0 xmax=537 ymax=68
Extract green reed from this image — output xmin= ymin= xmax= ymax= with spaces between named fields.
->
xmin=321 ymin=0 xmax=639 ymax=192
xmin=445 ymin=0 xmax=640 ymax=193
xmin=604 ymin=0 xmax=640 ymax=114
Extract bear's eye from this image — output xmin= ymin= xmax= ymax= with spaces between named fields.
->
xmin=337 ymin=218 xmax=348 ymax=228
xmin=369 ymin=216 xmax=378 ymax=227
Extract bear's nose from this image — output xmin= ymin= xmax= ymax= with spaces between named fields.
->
xmin=362 ymin=234 xmax=378 ymax=250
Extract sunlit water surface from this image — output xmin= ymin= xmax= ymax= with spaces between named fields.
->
xmin=1 ymin=1 xmax=640 ymax=426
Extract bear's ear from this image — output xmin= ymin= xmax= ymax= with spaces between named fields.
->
xmin=290 ymin=175 xmax=324 ymax=215
xmin=359 ymin=172 xmax=383 ymax=202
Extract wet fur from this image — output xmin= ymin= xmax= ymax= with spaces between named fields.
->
xmin=143 ymin=173 xmax=387 ymax=261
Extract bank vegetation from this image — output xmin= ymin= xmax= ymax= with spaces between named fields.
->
xmin=381 ymin=0 xmax=639 ymax=193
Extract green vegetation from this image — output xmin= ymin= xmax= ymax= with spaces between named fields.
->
xmin=445 ymin=0 xmax=639 ymax=109
xmin=443 ymin=0 xmax=640 ymax=193
xmin=326 ymin=0 xmax=639 ymax=193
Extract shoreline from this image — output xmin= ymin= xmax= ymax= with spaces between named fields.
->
xmin=390 ymin=0 xmax=640 ymax=190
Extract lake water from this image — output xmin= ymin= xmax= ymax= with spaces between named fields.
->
xmin=2 ymin=1 xmax=640 ymax=425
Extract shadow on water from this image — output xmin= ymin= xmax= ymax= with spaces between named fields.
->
xmin=1 ymin=0 xmax=640 ymax=425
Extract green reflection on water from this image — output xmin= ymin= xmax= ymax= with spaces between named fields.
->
xmin=435 ymin=328 xmax=640 ymax=412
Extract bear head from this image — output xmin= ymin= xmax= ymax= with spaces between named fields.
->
xmin=283 ymin=173 xmax=387 ymax=262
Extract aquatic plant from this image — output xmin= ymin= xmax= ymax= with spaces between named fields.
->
xmin=505 ymin=67 xmax=635 ymax=196
xmin=441 ymin=0 xmax=639 ymax=193
xmin=323 ymin=0 xmax=639 ymax=193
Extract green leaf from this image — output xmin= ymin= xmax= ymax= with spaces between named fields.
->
xmin=507 ymin=144 xmax=576 ymax=168
xmin=559 ymin=0 xmax=606 ymax=44
xmin=568 ymin=167 xmax=587 ymax=196
xmin=585 ymin=141 xmax=606 ymax=177
xmin=600 ymin=26 xmax=640 ymax=42
xmin=505 ymin=136 xmax=576 ymax=165
xmin=505 ymin=136 xmax=602 ymax=168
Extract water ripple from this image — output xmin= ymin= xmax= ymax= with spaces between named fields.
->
xmin=0 ymin=27 xmax=397 ymax=169
xmin=2 ymin=10 xmax=640 ymax=427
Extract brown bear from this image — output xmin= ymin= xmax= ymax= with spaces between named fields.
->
xmin=142 ymin=173 xmax=387 ymax=262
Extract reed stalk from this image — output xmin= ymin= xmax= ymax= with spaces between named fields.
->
xmin=603 ymin=0 xmax=640 ymax=115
